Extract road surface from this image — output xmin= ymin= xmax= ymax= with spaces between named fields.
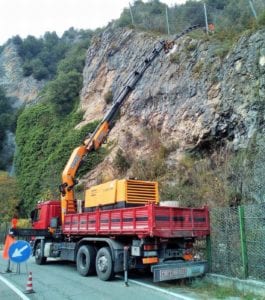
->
xmin=0 ymin=252 xmax=202 ymax=300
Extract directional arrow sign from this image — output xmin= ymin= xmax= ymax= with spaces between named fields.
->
xmin=8 ymin=240 xmax=31 ymax=263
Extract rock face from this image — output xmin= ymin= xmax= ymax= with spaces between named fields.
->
xmin=1 ymin=27 xmax=264 ymax=202
xmin=79 ymin=27 xmax=265 ymax=201
xmin=0 ymin=42 xmax=45 ymax=106
xmin=0 ymin=42 xmax=46 ymax=173
xmin=0 ymin=130 xmax=16 ymax=174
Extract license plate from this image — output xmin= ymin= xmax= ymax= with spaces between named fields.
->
xmin=159 ymin=267 xmax=187 ymax=281
xmin=152 ymin=263 xmax=206 ymax=282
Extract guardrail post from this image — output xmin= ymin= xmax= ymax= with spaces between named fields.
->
xmin=238 ymin=205 xmax=248 ymax=278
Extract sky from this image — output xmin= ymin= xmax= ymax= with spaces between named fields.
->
xmin=0 ymin=0 xmax=187 ymax=45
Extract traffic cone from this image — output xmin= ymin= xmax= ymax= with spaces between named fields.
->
xmin=24 ymin=271 xmax=35 ymax=294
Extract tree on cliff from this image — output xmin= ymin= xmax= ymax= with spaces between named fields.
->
xmin=0 ymin=88 xmax=16 ymax=170
xmin=0 ymin=172 xmax=19 ymax=222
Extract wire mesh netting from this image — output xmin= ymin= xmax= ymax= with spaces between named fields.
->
xmin=210 ymin=207 xmax=243 ymax=278
xmin=244 ymin=203 xmax=265 ymax=280
xmin=209 ymin=204 xmax=265 ymax=281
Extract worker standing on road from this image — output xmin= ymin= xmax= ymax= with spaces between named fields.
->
xmin=11 ymin=214 xmax=18 ymax=229
xmin=2 ymin=214 xmax=17 ymax=260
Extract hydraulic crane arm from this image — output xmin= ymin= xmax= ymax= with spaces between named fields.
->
xmin=60 ymin=25 xmax=202 ymax=222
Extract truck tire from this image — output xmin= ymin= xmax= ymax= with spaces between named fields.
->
xmin=35 ymin=242 xmax=47 ymax=265
xmin=96 ymin=247 xmax=114 ymax=281
xmin=76 ymin=245 xmax=96 ymax=276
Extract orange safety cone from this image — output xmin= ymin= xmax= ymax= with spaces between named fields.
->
xmin=24 ymin=271 xmax=35 ymax=294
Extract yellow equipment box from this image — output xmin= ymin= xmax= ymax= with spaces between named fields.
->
xmin=85 ymin=179 xmax=159 ymax=210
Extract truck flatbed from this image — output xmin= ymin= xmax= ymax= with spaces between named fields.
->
xmin=63 ymin=204 xmax=209 ymax=238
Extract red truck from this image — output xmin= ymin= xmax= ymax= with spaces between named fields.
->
xmin=11 ymin=25 xmax=210 ymax=282
xmin=15 ymin=196 xmax=209 ymax=282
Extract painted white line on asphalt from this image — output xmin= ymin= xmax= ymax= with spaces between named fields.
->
xmin=117 ymin=276 xmax=196 ymax=300
xmin=0 ymin=274 xmax=30 ymax=300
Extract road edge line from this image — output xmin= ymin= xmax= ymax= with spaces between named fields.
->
xmin=0 ymin=274 xmax=30 ymax=300
xmin=117 ymin=276 xmax=196 ymax=300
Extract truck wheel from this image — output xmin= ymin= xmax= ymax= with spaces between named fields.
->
xmin=76 ymin=245 xmax=96 ymax=276
xmin=96 ymin=247 xmax=114 ymax=281
xmin=35 ymin=243 xmax=47 ymax=265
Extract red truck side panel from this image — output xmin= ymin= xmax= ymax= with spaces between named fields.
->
xmin=63 ymin=204 xmax=209 ymax=238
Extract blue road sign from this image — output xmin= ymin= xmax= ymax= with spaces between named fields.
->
xmin=8 ymin=240 xmax=31 ymax=263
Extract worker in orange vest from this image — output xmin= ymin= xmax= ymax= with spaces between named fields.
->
xmin=11 ymin=214 xmax=18 ymax=229
xmin=2 ymin=235 xmax=15 ymax=260
xmin=2 ymin=214 xmax=18 ymax=260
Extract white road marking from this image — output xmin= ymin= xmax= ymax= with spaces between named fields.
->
xmin=0 ymin=274 xmax=30 ymax=300
xmin=117 ymin=276 xmax=196 ymax=300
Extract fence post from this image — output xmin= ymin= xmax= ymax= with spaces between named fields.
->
xmin=203 ymin=3 xmax=209 ymax=35
xmin=238 ymin=205 xmax=248 ymax=278
xmin=165 ymin=6 xmax=170 ymax=35
xmin=248 ymin=0 xmax=257 ymax=20
xmin=206 ymin=235 xmax=212 ymax=272
xmin=129 ymin=3 xmax=135 ymax=27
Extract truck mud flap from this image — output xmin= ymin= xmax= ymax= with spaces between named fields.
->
xmin=151 ymin=260 xmax=208 ymax=282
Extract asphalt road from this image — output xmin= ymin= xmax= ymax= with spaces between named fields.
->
xmin=0 ymin=252 xmax=202 ymax=300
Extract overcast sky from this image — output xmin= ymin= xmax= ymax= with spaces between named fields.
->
xmin=0 ymin=0 xmax=187 ymax=45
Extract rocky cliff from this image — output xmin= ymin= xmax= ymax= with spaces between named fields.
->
xmin=2 ymin=26 xmax=265 ymax=205
xmin=0 ymin=42 xmax=46 ymax=172
xmin=79 ymin=26 xmax=265 ymax=203
xmin=0 ymin=42 xmax=45 ymax=105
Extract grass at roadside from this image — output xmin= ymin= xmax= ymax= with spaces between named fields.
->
xmin=185 ymin=278 xmax=263 ymax=300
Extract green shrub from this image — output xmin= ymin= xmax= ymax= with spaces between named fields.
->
xmin=0 ymin=88 xmax=17 ymax=170
xmin=45 ymin=71 xmax=82 ymax=116
xmin=15 ymin=102 xmax=105 ymax=213
xmin=186 ymin=43 xmax=197 ymax=52
xmin=14 ymin=28 xmax=92 ymax=81
xmin=213 ymin=40 xmax=233 ymax=59
xmin=169 ymin=53 xmax=180 ymax=64
xmin=159 ymin=152 xmax=235 ymax=207
xmin=11 ymin=29 xmax=99 ymax=214
xmin=131 ymin=155 xmax=167 ymax=181
xmin=0 ymin=172 xmax=19 ymax=222
xmin=113 ymin=148 xmax=131 ymax=173
xmin=258 ymin=10 xmax=265 ymax=26
xmin=104 ymin=90 xmax=113 ymax=104
xmin=193 ymin=61 xmax=204 ymax=77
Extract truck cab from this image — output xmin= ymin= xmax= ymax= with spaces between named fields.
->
xmin=30 ymin=201 xmax=61 ymax=230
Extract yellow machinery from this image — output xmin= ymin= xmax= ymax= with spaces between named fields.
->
xmin=85 ymin=179 xmax=159 ymax=210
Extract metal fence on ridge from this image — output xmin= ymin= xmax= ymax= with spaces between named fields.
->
xmin=127 ymin=0 xmax=265 ymax=36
